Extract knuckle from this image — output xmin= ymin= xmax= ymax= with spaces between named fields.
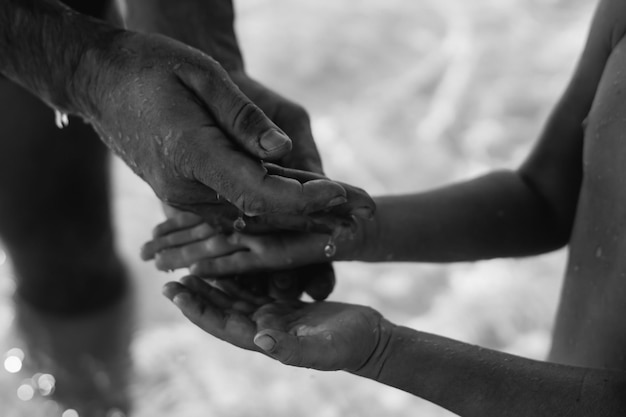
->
xmin=232 ymin=100 xmax=264 ymax=133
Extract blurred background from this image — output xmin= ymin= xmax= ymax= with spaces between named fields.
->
xmin=0 ymin=0 xmax=596 ymax=415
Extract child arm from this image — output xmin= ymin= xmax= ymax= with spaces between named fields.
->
xmin=164 ymin=275 xmax=626 ymax=417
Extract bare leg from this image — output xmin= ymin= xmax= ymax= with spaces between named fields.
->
xmin=0 ymin=72 xmax=125 ymax=314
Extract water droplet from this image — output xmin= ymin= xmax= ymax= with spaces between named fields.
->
xmin=233 ymin=216 xmax=246 ymax=231
xmin=596 ymin=246 xmax=603 ymax=258
xmin=324 ymin=240 xmax=336 ymax=258
xmin=54 ymin=110 xmax=69 ymax=129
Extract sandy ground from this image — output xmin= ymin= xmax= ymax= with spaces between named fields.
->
xmin=1 ymin=0 xmax=595 ymax=416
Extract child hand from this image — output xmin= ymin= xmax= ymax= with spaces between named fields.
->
xmin=141 ymin=206 xmax=342 ymax=300
xmin=141 ymin=195 xmax=369 ymax=275
xmin=163 ymin=275 xmax=391 ymax=372
xmin=143 ymin=224 xmax=332 ymax=275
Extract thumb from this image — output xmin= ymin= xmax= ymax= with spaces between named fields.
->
xmin=176 ymin=65 xmax=292 ymax=160
xmin=254 ymin=329 xmax=333 ymax=370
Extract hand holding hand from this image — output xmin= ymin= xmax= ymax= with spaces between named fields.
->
xmin=140 ymin=169 xmax=374 ymax=276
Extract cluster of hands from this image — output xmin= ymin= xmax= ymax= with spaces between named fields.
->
xmin=0 ymin=0 xmax=390 ymax=378
xmin=140 ymin=197 xmax=389 ymax=374
xmin=81 ymin=7 xmax=389 ymax=375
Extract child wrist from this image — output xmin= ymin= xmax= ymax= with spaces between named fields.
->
xmin=350 ymin=317 xmax=396 ymax=379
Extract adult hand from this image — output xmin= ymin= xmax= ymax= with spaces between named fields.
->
xmin=141 ymin=165 xmax=374 ymax=300
xmin=230 ymin=73 xmax=323 ymax=173
xmin=162 ymin=275 xmax=391 ymax=372
xmin=82 ymin=31 xmax=348 ymax=224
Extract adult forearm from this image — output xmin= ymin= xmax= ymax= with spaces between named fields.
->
xmin=357 ymin=169 xmax=570 ymax=262
xmin=124 ymin=0 xmax=243 ymax=72
xmin=358 ymin=324 xmax=626 ymax=417
xmin=0 ymin=0 xmax=124 ymax=114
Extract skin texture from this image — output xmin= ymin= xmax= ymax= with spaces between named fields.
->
xmin=158 ymin=0 xmax=626 ymax=414
xmin=0 ymin=0 xmax=353 ymax=224
xmin=122 ymin=0 xmax=375 ymax=300
xmin=0 ymin=0 xmax=375 ymax=305
xmin=164 ymin=276 xmax=626 ymax=417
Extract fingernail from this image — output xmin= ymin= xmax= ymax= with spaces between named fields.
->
xmin=260 ymin=129 xmax=290 ymax=152
xmin=172 ymin=293 xmax=190 ymax=307
xmin=254 ymin=334 xmax=276 ymax=351
xmin=352 ymin=207 xmax=374 ymax=220
xmin=326 ymin=196 xmax=347 ymax=208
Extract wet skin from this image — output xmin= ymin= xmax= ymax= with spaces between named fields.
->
xmin=155 ymin=0 xmax=626 ymax=389
xmin=124 ymin=0 xmax=626 ymax=415
xmin=0 ymin=0 xmax=376 ymax=310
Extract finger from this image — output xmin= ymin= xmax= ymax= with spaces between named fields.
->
xmin=179 ymin=275 xmax=257 ymax=314
xmin=176 ymin=64 xmax=292 ymax=161
xmin=243 ymin=212 xmax=340 ymax=234
xmin=162 ymin=280 xmax=258 ymax=350
xmin=266 ymin=270 xmax=307 ymax=301
xmin=141 ymin=223 xmax=219 ymax=261
xmin=154 ymin=235 xmax=245 ymax=271
xmin=152 ymin=212 xmax=205 ymax=238
xmin=253 ymin=329 xmax=336 ymax=370
xmin=265 ymin=263 xmax=336 ymax=302
xmin=186 ymin=139 xmax=347 ymax=216
xmin=190 ymin=250 xmax=264 ymax=276
xmin=208 ymin=276 xmax=274 ymax=306
xmin=231 ymin=75 xmax=324 ymax=174
xmin=264 ymin=164 xmax=375 ymax=219
xmin=302 ymin=263 xmax=336 ymax=301
xmin=179 ymin=275 xmax=234 ymax=309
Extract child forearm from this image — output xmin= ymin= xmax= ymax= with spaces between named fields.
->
xmin=0 ymin=0 xmax=124 ymax=114
xmin=356 ymin=323 xmax=626 ymax=417
xmin=356 ymin=169 xmax=571 ymax=263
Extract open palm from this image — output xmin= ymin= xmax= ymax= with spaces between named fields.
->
xmin=163 ymin=276 xmax=386 ymax=372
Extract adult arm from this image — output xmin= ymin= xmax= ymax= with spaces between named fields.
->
xmin=124 ymin=0 xmax=329 ymax=175
xmin=0 ymin=0 xmax=349 ymax=222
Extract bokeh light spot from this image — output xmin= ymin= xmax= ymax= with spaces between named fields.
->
xmin=36 ymin=373 xmax=56 ymax=396
xmin=17 ymin=383 xmax=35 ymax=401
xmin=62 ymin=409 xmax=80 ymax=417
xmin=4 ymin=348 xmax=24 ymax=373
xmin=106 ymin=408 xmax=126 ymax=417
